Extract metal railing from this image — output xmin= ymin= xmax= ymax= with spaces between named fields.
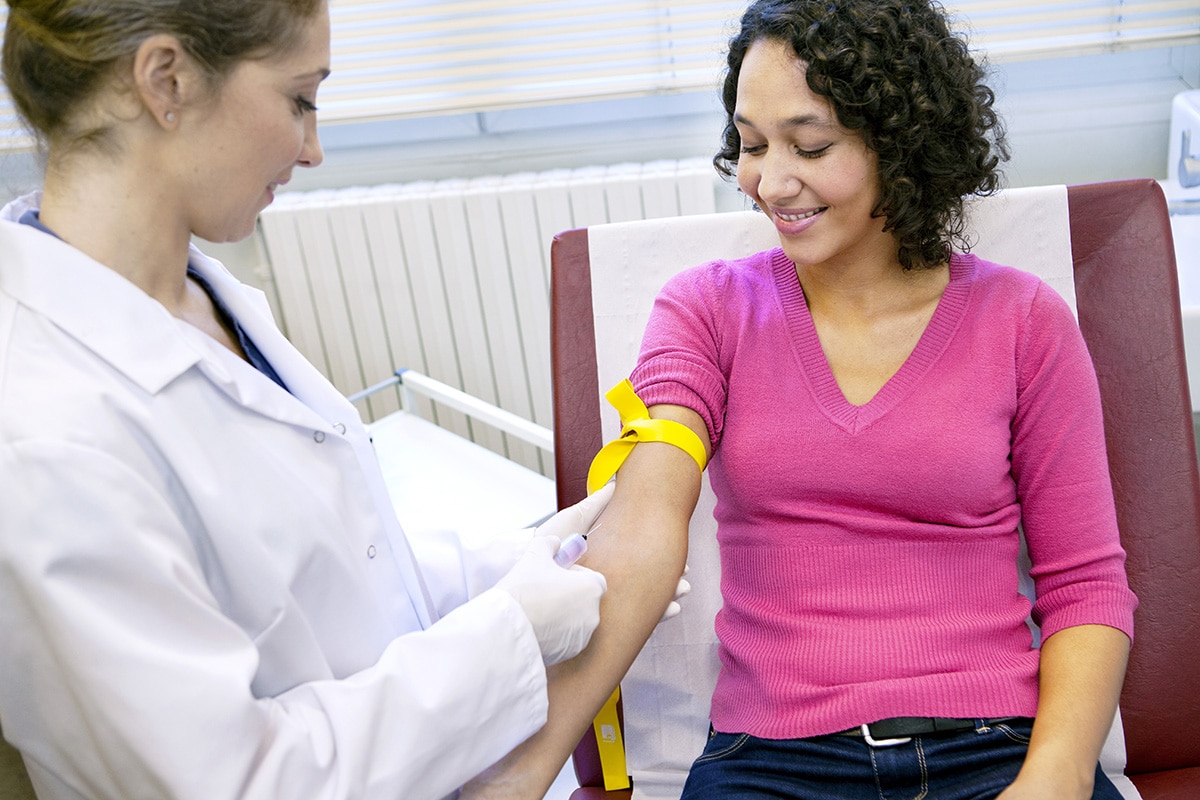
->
xmin=349 ymin=368 xmax=555 ymax=455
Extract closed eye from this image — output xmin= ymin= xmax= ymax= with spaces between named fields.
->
xmin=795 ymin=144 xmax=831 ymax=158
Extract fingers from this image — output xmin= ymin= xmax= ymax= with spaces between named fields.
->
xmin=658 ymin=574 xmax=691 ymax=623
xmin=536 ymin=482 xmax=615 ymax=541
xmin=575 ymin=481 xmax=615 ymax=530
xmin=496 ymin=535 xmax=608 ymax=665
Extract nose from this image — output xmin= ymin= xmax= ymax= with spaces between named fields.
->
xmin=754 ymin=148 xmax=801 ymax=205
xmin=298 ymin=115 xmax=324 ymax=169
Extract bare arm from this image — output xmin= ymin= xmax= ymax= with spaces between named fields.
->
xmin=998 ymin=624 xmax=1131 ymax=800
xmin=459 ymin=404 xmax=709 ymax=798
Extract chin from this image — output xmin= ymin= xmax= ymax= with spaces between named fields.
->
xmin=781 ymin=242 xmax=832 ymax=268
xmin=195 ymin=214 xmax=260 ymax=246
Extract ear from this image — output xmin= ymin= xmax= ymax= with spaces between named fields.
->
xmin=130 ymin=34 xmax=203 ymax=130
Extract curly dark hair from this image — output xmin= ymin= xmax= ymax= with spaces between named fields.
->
xmin=715 ymin=0 xmax=1008 ymax=269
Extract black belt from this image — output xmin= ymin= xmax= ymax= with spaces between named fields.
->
xmin=836 ymin=717 xmax=1020 ymax=745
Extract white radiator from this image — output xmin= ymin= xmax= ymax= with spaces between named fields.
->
xmin=256 ymin=158 xmax=719 ymax=474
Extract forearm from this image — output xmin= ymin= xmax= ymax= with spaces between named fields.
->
xmin=460 ymin=407 xmax=705 ymax=798
xmin=1004 ymin=624 xmax=1130 ymax=799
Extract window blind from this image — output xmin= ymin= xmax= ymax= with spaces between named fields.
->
xmin=948 ymin=0 xmax=1200 ymax=61
xmin=0 ymin=0 xmax=1196 ymax=150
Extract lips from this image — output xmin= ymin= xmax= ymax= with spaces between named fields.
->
xmin=775 ymin=207 xmax=826 ymax=222
xmin=770 ymin=205 xmax=828 ymax=235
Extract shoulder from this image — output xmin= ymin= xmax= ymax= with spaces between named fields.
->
xmin=963 ymin=253 xmax=1042 ymax=297
xmin=958 ymin=257 xmax=1094 ymax=399
xmin=958 ymin=253 xmax=1076 ymax=326
xmin=0 ymin=323 xmax=144 ymax=454
xmin=660 ymin=248 xmax=785 ymax=305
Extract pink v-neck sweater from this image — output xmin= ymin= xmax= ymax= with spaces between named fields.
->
xmin=630 ymin=249 xmax=1137 ymax=740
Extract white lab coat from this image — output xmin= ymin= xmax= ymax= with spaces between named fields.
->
xmin=0 ymin=195 xmax=546 ymax=800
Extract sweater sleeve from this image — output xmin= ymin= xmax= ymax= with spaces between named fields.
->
xmin=629 ymin=261 xmax=732 ymax=447
xmin=1011 ymin=282 xmax=1137 ymax=642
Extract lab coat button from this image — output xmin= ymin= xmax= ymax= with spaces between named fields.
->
xmin=313 ymin=431 xmax=326 ymax=443
xmin=367 ymin=545 xmax=377 ymax=559
xmin=334 ymin=423 xmax=347 ymax=435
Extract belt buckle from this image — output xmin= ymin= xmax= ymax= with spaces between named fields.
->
xmin=859 ymin=723 xmax=912 ymax=747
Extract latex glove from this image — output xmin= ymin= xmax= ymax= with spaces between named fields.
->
xmin=535 ymin=482 xmax=691 ymax=623
xmin=535 ymin=482 xmax=614 ymax=541
xmin=660 ymin=566 xmax=691 ymax=623
xmin=496 ymin=534 xmax=607 ymax=666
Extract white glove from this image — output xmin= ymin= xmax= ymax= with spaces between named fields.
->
xmin=537 ymin=483 xmax=691 ymax=625
xmin=496 ymin=534 xmax=608 ymax=666
xmin=661 ymin=566 xmax=691 ymax=623
xmin=535 ymin=482 xmax=614 ymax=541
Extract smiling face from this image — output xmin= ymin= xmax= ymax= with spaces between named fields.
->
xmin=181 ymin=5 xmax=330 ymax=243
xmin=734 ymin=38 xmax=897 ymax=272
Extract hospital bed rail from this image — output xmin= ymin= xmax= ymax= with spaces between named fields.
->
xmin=349 ymin=367 xmax=555 ymax=455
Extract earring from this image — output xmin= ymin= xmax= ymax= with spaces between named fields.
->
xmin=165 ymin=112 xmax=176 ymax=123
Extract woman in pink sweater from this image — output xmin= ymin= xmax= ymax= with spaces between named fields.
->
xmin=463 ymin=0 xmax=1137 ymax=797
xmin=620 ymin=0 xmax=1138 ymax=797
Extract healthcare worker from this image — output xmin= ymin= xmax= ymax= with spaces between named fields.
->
xmin=0 ymin=1 xmax=653 ymax=798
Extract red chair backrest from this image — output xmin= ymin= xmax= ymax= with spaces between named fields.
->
xmin=1068 ymin=181 xmax=1200 ymax=784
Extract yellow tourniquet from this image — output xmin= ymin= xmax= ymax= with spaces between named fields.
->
xmin=586 ymin=379 xmax=707 ymax=495
xmin=583 ymin=379 xmax=707 ymax=790
xmin=593 ymin=686 xmax=630 ymax=790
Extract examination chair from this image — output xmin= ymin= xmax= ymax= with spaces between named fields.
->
xmin=551 ymin=179 xmax=1200 ymax=800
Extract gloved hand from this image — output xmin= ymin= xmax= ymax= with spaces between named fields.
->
xmin=661 ymin=566 xmax=691 ymax=623
xmin=496 ymin=534 xmax=608 ymax=666
xmin=537 ymin=482 xmax=696 ymax=623
xmin=535 ymin=482 xmax=614 ymax=541
xmin=536 ymin=482 xmax=692 ymax=625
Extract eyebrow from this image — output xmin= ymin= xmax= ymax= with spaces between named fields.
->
xmin=733 ymin=112 xmax=838 ymax=130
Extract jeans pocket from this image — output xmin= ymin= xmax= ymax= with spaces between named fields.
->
xmin=693 ymin=731 xmax=752 ymax=765
xmin=989 ymin=721 xmax=1034 ymax=745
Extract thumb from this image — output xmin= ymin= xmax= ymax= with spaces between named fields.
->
xmin=578 ymin=481 xmax=615 ymax=525
xmin=530 ymin=533 xmax=561 ymax=557
xmin=537 ymin=482 xmax=615 ymax=540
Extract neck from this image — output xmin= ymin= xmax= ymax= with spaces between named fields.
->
xmin=796 ymin=245 xmax=950 ymax=321
xmin=39 ymin=149 xmax=194 ymax=313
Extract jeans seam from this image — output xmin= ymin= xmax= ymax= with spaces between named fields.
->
xmin=993 ymin=723 xmax=1032 ymax=745
xmin=868 ymin=745 xmax=885 ymax=800
xmin=693 ymin=732 xmax=751 ymax=765
xmin=914 ymin=737 xmax=929 ymax=800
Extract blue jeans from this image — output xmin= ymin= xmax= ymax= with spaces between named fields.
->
xmin=678 ymin=719 xmax=1124 ymax=800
